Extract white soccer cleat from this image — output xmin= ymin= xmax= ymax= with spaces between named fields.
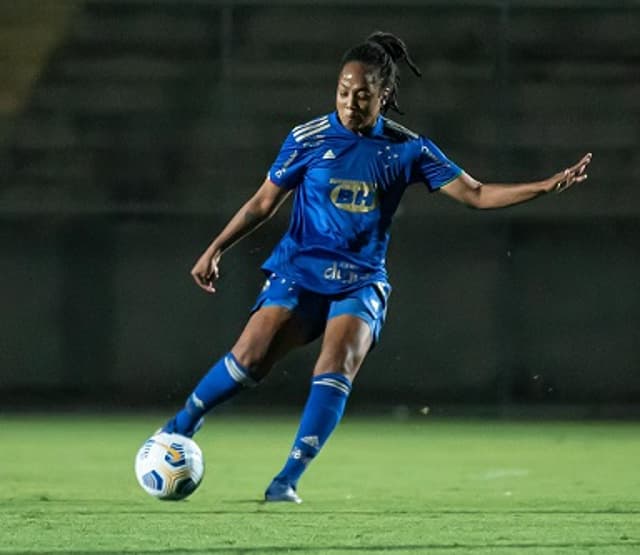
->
xmin=264 ymin=478 xmax=303 ymax=504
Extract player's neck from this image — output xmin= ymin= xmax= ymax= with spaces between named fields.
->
xmin=336 ymin=112 xmax=379 ymax=136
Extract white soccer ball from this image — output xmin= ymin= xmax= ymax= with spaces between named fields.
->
xmin=134 ymin=432 xmax=205 ymax=500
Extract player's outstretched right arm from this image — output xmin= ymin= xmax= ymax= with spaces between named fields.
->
xmin=191 ymin=179 xmax=291 ymax=293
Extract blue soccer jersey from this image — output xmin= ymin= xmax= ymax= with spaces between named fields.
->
xmin=263 ymin=111 xmax=462 ymax=294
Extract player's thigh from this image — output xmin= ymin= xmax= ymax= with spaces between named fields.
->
xmin=313 ymin=283 xmax=389 ymax=380
xmin=313 ymin=314 xmax=373 ymax=381
xmin=231 ymin=305 xmax=312 ymax=378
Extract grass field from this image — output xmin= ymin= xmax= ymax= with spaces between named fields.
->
xmin=2 ymin=414 xmax=639 ymax=554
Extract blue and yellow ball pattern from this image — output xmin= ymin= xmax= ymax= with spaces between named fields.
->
xmin=134 ymin=432 xmax=205 ymax=500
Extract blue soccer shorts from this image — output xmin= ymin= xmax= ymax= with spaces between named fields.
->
xmin=251 ymin=272 xmax=391 ymax=346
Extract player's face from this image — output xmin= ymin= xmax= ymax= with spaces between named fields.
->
xmin=336 ymin=61 xmax=386 ymax=133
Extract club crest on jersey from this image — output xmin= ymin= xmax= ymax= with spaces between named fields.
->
xmin=329 ymin=179 xmax=379 ymax=213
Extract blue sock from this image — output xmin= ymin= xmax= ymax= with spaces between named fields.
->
xmin=275 ymin=372 xmax=352 ymax=487
xmin=166 ymin=352 xmax=256 ymax=436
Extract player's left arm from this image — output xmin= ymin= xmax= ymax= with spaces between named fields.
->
xmin=439 ymin=152 xmax=592 ymax=209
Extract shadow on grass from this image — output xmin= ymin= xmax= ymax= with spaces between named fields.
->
xmin=10 ymin=497 xmax=640 ymax=516
xmin=7 ymin=540 xmax=640 ymax=554
xmin=20 ymin=503 xmax=640 ymax=516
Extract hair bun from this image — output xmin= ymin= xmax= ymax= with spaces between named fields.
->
xmin=366 ymin=31 xmax=422 ymax=76
xmin=367 ymin=32 xmax=402 ymax=62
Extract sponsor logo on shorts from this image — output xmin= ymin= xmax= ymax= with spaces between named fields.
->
xmin=323 ymin=261 xmax=371 ymax=284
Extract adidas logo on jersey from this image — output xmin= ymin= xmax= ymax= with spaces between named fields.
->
xmin=322 ymin=149 xmax=336 ymax=160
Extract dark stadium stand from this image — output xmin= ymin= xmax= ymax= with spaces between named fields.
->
xmin=1 ymin=1 xmax=638 ymax=410
xmin=3 ymin=1 xmax=638 ymax=215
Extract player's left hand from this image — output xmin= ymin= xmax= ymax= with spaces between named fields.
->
xmin=191 ymin=247 xmax=221 ymax=294
xmin=548 ymin=152 xmax=592 ymax=194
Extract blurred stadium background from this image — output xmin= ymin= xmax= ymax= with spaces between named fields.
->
xmin=1 ymin=0 xmax=638 ymax=417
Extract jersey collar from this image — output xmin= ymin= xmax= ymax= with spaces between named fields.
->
xmin=330 ymin=111 xmax=384 ymax=139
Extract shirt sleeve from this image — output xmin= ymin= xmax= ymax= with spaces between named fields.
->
xmin=267 ymin=130 xmax=313 ymax=190
xmin=412 ymin=137 xmax=463 ymax=192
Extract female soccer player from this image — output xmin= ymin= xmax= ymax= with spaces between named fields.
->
xmin=161 ymin=32 xmax=591 ymax=503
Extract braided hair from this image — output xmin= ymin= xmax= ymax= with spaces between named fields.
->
xmin=339 ymin=31 xmax=422 ymax=115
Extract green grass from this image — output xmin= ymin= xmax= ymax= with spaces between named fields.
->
xmin=2 ymin=415 xmax=640 ymax=554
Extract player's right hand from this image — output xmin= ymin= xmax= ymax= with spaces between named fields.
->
xmin=191 ymin=248 xmax=221 ymax=294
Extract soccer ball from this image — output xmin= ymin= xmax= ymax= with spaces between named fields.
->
xmin=134 ymin=432 xmax=205 ymax=500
